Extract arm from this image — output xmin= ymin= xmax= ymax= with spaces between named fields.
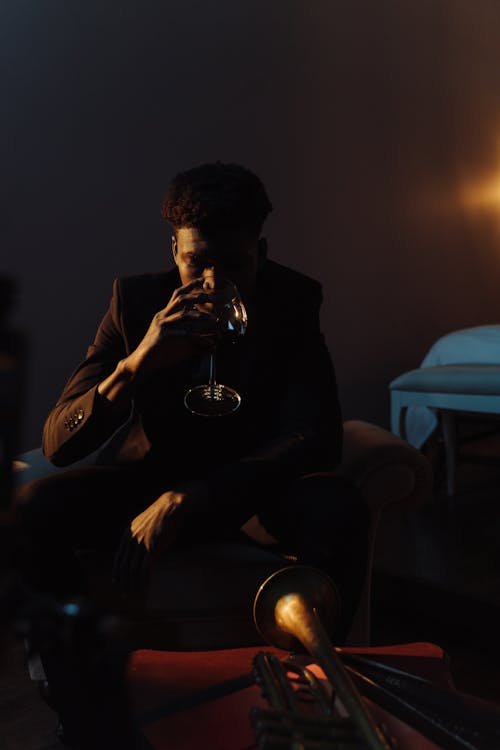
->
xmin=43 ymin=275 xmax=217 ymax=466
xmin=42 ymin=279 xmax=131 ymax=465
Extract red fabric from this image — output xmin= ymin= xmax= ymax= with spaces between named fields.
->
xmin=128 ymin=643 xmax=448 ymax=749
xmin=129 ymin=646 xmax=284 ymax=716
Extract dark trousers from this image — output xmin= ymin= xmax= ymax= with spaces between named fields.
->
xmin=14 ymin=465 xmax=369 ymax=641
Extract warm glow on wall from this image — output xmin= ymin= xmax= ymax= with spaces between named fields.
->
xmin=460 ymin=138 xmax=500 ymax=227
xmin=461 ymin=172 xmax=500 ymax=212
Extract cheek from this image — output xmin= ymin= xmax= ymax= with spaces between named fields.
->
xmin=178 ymin=265 xmax=196 ymax=285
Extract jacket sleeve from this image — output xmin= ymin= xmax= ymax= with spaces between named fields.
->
xmin=42 ymin=279 xmax=131 ymax=466
xmin=205 ymin=282 xmax=343 ymax=507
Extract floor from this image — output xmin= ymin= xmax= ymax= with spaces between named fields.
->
xmin=1 ymin=437 xmax=500 ymax=749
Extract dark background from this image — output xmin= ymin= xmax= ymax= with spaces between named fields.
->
xmin=3 ymin=0 xmax=500 ymax=451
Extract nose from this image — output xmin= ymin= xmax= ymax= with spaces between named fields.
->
xmin=202 ymin=265 xmax=222 ymax=291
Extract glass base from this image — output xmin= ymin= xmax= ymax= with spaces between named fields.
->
xmin=184 ymin=383 xmax=242 ymax=417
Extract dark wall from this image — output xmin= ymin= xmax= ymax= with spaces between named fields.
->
xmin=3 ymin=1 xmax=500 ymax=450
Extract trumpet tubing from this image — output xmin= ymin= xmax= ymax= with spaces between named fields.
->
xmin=253 ymin=566 xmax=392 ymax=750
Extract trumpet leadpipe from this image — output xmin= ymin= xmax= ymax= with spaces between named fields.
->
xmin=254 ymin=566 xmax=392 ymax=750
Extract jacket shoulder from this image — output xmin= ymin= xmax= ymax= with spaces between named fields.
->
xmin=260 ymin=260 xmax=322 ymax=300
xmin=116 ymin=268 xmax=179 ymax=299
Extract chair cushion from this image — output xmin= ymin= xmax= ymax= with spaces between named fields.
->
xmin=147 ymin=541 xmax=285 ymax=615
xmin=390 ymin=365 xmax=500 ymax=395
xmin=138 ymin=541 xmax=288 ymax=650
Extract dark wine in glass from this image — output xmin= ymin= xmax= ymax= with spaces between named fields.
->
xmin=184 ymin=279 xmax=247 ymax=417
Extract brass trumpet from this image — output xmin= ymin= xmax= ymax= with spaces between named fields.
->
xmin=253 ymin=566 xmax=392 ymax=750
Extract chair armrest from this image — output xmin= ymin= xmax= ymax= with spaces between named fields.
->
xmin=13 ymin=447 xmax=98 ymax=486
xmin=338 ymin=420 xmax=433 ymax=515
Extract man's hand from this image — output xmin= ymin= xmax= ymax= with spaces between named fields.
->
xmin=112 ymin=482 xmax=210 ymax=592
xmin=125 ymin=276 xmax=218 ymax=378
xmin=98 ymin=275 xmax=218 ymax=407
xmin=112 ymin=490 xmax=187 ymax=592
xmin=132 ymin=490 xmax=188 ymax=552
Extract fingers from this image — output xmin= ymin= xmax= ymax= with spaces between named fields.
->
xmin=155 ymin=276 xmax=228 ymax=338
xmin=112 ymin=496 xmax=190 ymax=593
xmin=169 ymin=277 xmax=209 ymax=309
xmin=158 ymin=286 xmax=218 ymax=336
xmin=172 ymin=276 xmax=205 ymax=297
xmin=168 ymin=291 xmax=217 ymax=319
xmin=169 ymin=279 xmax=227 ymax=315
xmin=164 ymin=310 xmax=218 ymax=338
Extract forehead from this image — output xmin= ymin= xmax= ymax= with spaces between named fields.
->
xmin=176 ymin=227 xmax=257 ymax=257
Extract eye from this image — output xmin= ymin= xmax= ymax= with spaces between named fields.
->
xmin=186 ymin=254 xmax=203 ymax=268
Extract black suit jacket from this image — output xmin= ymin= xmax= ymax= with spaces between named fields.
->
xmin=42 ymin=260 xmax=343 ymax=507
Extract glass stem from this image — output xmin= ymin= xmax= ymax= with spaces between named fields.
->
xmin=208 ymin=351 xmax=216 ymax=390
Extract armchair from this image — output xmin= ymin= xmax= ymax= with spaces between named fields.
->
xmin=13 ymin=420 xmax=432 ymax=648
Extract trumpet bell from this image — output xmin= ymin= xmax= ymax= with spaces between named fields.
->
xmin=252 ymin=565 xmax=393 ymax=750
xmin=253 ymin=565 xmax=341 ymax=651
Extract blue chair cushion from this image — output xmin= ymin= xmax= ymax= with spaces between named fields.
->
xmin=390 ymin=365 xmax=500 ymax=395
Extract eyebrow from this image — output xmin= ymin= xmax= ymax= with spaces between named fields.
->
xmin=183 ymin=246 xmax=252 ymax=261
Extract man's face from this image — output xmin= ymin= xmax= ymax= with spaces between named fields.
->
xmin=172 ymin=226 xmax=266 ymax=303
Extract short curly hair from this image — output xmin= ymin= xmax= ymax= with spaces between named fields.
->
xmin=161 ymin=162 xmax=273 ymax=236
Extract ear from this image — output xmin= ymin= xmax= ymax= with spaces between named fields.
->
xmin=257 ymin=237 xmax=268 ymax=267
xmin=171 ymin=235 xmax=179 ymax=265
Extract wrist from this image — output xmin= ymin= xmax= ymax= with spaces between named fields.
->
xmin=97 ymin=358 xmax=137 ymax=409
xmin=122 ymin=341 xmax=168 ymax=381
xmin=121 ymin=346 xmax=151 ymax=379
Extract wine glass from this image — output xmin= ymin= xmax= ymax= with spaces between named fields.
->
xmin=184 ymin=279 xmax=248 ymax=416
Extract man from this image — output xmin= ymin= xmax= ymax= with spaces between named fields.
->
xmin=17 ymin=162 xmax=368 ymax=640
